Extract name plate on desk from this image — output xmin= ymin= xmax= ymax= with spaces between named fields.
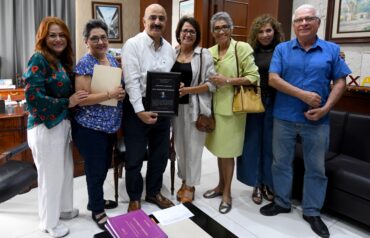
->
xmin=145 ymin=71 xmax=181 ymax=116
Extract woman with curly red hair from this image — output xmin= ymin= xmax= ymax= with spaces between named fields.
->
xmin=23 ymin=16 xmax=88 ymax=237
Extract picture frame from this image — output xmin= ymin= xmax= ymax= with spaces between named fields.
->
xmin=92 ymin=1 xmax=123 ymax=43
xmin=179 ymin=0 xmax=194 ymax=18
xmin=326 ymin=0 xmax=370 ymax=44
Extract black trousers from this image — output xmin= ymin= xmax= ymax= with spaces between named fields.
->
xmin=122 ymin=98 xmax=170 ymax=201
xmin=71 ymin=120 xmax=115 ymax=213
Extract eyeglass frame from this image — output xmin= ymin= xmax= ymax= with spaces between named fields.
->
xmin=213 ymin=25 xmax=231 ymax=33
xmin=181 ymin=29 xmax=197 ymax=36
xmin=88 ymin=35 xmax=108 ymax=44
xmin=293 ymin=16 xmax=320 ymax=24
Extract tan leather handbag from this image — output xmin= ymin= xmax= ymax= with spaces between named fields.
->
xmin=232 ymin=42 xmax=265 ymax=113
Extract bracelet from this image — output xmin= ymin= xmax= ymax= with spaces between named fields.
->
xmin=107 ymin=91 xmax=111 ymax=99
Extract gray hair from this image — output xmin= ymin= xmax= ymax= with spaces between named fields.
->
xmin=210 ymin=11 xmax=234 ymax=32
xmin=292 ymin=4 xmax=320 ymax=20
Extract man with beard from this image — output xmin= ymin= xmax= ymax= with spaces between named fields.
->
xmin=121 ymin=4 xmax=175 ymax=212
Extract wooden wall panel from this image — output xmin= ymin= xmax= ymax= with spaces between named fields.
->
xmin=196 ymin=0 xmax=292 ymax=48
xmin=140 ymin=0 xmax=172 ymax=43
xmin=247 ymin=0 xmax=292 ymax=40
xmin=224 ymin=0 xmax=249 ymax=42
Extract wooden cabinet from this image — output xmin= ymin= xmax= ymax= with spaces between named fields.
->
xmin=333 ymin=87 xmax=370 ymax=116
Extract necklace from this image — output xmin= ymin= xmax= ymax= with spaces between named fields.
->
xmin=177 ymin=49 xmax=193 ymax=63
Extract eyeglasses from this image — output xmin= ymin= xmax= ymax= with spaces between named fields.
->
xmin=48 ymin=33 xmax=66 ymax=40
xmin=89 ymin=35 xmax=108 ymax=44
xmin=181 ymin=29 xmax=196 ymax=36
xmin=148 ymin=15 xmax=166 ymax=22
xmin=213 ymin=25 xmax=230 ymax=33
xmin=293 ymin=16 xmax=319 ymax=24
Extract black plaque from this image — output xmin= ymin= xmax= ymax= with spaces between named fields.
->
xmin=145 ymin=71 xmax=181 ymax=116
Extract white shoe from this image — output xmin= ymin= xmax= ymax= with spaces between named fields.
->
xmin=42 ymin=223 xmax=69 ymax=238
xmin=60 ymin=208 xmax=79 ymax=220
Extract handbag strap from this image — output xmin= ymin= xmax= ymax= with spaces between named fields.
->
xmin=234 ymin=41 xmax=239 ymax=78
xmin=196 ymin=48 xmax=203 ymax=115
xmin=197 ymin=48 xmax=203 ymax=86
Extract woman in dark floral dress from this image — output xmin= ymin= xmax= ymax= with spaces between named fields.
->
xmin=24 ymin=17 xmax=88 ymax=237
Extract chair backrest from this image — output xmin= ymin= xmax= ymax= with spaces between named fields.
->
xmin=328 ymin=110 xmax=348 ymax=153
xmin=341 ymin=112 xmax=370 ymax=162
xmin=0 ymin=142 xmax=37 ymax=203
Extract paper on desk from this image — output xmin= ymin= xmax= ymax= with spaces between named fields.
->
xmin=91 ymin=64 xmax=122 ymax=106
xmin=159 ymin=219 xmax=212 ymax=238
xmin=152 ymin=203 xmax=194 ymax=225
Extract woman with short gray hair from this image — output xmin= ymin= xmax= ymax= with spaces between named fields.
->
xmin=204 ymin=11 xmax=260 ymax=214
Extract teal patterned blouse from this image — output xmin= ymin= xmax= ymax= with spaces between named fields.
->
xmin=23 ymin=52 xmax=73 ymax=129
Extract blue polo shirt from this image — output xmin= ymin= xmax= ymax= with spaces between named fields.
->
xmin=269 ymin=37 xmax=351 ymax=124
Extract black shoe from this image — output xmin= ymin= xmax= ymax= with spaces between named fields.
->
xmin=87 ymin=199 xmax=118 ymax=211
xmin=260 ymin=202 xmax=291 ymax=216
xmin=303 ymin=215 xmax=330 ymax=238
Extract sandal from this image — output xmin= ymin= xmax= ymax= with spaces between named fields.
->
xmin=252 ymin=187 xmax=263 ymax=205
xmin=262 ymin=185 xmax=274 ymax=202
xmin=219 ymin=200 xmax=232 ymax=214
xmin=203 ymin=189 xmax=223 ymax=199
xmin=92 ymin=212 xmax=108 ymax=230
xmin=176 ymin=182 xmax=186 ymax=201
xmin=180 ymin=186 xmax=195 ymax=203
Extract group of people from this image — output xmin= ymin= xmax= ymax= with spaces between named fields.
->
xmin=23 ymin=3 xmax=350 ymax=238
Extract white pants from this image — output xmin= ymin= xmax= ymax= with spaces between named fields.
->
xmin=28 ymin=120 xmax=74 ymax=230
xmin=173 ymin=104 xmax=206 ymax=186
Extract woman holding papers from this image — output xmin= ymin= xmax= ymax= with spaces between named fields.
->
xmin=24 ymin=17 xmax=88 ymax=237
xmin=171 ymin=16 xmax=216 ymax=203
xmin=72 ymin=19 xmax=125 ymax=230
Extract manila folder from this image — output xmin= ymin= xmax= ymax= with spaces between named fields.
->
xmin=91 ymin=64 xmax=122 ymax=106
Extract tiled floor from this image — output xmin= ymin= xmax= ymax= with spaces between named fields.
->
xmin=1 ymin=149 xmax=369 ymax=238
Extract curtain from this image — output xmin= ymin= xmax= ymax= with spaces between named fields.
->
xmin=0 ymin=0 xmax=75 ymax=81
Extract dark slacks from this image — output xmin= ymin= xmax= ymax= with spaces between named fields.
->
xmin=122 ymin=98 xmax=170 ymax=201
xmin=71 ymin=120 xmax=115 ymax=213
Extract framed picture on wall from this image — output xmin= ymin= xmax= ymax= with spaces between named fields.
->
xmin=326 ymin=0 xmax=370 ymax=43
xmin=179 ymin=0 xmax=194 ymax=18
xmin=92 ymin=1 xmax=123 ymax=43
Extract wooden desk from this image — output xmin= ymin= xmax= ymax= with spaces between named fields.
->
xmin=0 ymin=105 xmax=85 ymax=177
xmin=0 ymin=105 xmax=31 ymax=162
xmin=0 ymin=88 xmax=25 ymax=101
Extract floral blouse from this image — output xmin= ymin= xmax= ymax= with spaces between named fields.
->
xmin=23 ymin=52 xmax=73 ymax=129
xmin=74 ymin=53 xmax=122 ymax=134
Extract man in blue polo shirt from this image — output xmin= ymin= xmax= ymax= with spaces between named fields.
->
xmin=259 ymin=4 xmax=351 ymax=238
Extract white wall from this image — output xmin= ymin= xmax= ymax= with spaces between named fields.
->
xmin=292 ymin=0 xmax=370 ymax=86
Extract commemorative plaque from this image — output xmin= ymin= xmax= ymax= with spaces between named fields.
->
xmin=145 ymin=71 xmax=181 ymax=116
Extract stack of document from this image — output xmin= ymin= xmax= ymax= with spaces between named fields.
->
xmin=105 ymin=209 xmax=167 ymax=238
